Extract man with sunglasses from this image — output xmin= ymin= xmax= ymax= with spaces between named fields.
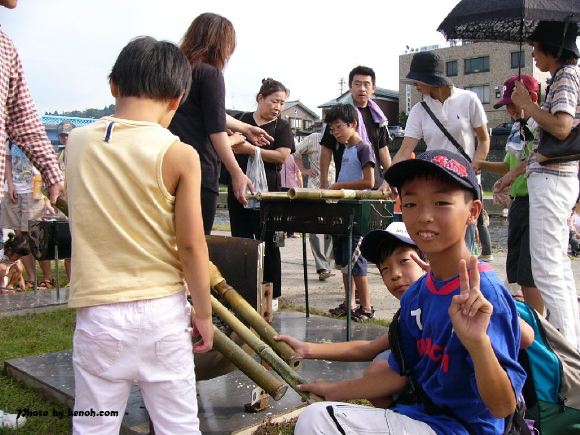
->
xmin=475 ymin=74 xmax=541 ymax=313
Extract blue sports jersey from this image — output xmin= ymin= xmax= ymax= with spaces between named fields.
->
xmin=388 ymin=263 xmax=527 ymax=434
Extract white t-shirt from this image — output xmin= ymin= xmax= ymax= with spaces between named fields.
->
xmin=404 ymin=87 xmax=488 ymax=160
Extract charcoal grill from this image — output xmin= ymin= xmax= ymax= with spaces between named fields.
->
xmin=259 ymin=199 xmax=394 ymax=340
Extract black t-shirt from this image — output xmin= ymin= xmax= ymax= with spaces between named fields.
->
xmin=230 ymin=113 xmax=294 ymax=193
xmin=321 ymin=105 xmax=389 ymax=188
xmin=168 ymin=63 xmax=226 ymax=194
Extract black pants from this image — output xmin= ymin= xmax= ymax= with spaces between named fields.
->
xmin=477 ymin=210 xmax=492 ymax=256
xmin=227 ymin=193 xmax=282 ymax=298
xmin=200 ymin=188 xmax=218 ymax=235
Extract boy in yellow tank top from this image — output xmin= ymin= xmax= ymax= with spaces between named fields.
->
xmin=66 ymin=37 xmax=212 ymax=434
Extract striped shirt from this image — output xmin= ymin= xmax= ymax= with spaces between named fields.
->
xmin=528 ymin=64 xmax=580 ymax=175
xmin=0 ymin=29 xmax=63 ymax=192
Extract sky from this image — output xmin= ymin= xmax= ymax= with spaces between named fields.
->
xmin=1 ymin=0 xmax=463 ymax=116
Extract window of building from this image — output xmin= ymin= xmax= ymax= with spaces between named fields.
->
xmin=511 ymin=51 xmax=525 ymax=68
xmin=303 ymin=120 xmax=312 ymax=130
xmin=465 ymin=85 xmax=490 ymax=104
xmin=446 ymin=60 xmax=458 ymax=77
xmin=464 ymin=56 xmax=490 ymax=74
xmin=289 ymin=117 xmax=301 ymax=129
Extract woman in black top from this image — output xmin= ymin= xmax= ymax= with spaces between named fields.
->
xmin=169 ymin=13 xmax=271 ymax=234
xmin=228 ymin=79 xmax=294 ymax=298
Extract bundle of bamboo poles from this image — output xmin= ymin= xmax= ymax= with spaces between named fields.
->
xmin=248 ymin=188 xmax=390 ymax=202
xmin=52 ymin=196 xmax=321 ymax=403
xmin=209 ymin=262 xmax=322 ymax=404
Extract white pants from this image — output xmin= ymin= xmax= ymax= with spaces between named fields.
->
xmin=295 ymin=402 xmax=436 ymax=434
xmin=72 ymin=290 xmax=200 ymax=434
xmin=528 ymin=172 xmax=580 ymax=351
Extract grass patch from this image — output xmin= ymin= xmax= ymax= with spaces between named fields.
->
xmin=211 ymin=223 xmax=231 ymax=232
xmin=278 ymin=298 xmax=391 ymax=328
xmin=0 ymin=309 xmax=75 ymax=434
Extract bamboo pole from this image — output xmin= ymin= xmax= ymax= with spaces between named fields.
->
xmin=288 ymin=188 xmax=390 ymax=201
xmin=212 ymin=325 xmax=287 ymax=401
xmin=211 ymin=295 xmax=321 ymax=404
xmin=209 ymin=262 xmax=303 ymax=369
xmin=247 ymin=192 xmax=290 ymax=201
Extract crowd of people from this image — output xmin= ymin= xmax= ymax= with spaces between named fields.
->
xmin=0 ymin=0 xmax=579 ymax=432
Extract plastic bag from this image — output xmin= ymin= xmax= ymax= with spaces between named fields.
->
xmin=245 ymin=147 xmax=268 ymax=209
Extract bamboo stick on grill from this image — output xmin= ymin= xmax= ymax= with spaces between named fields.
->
xmin=209 ymin=262 xmax=302 ymax=369
xmin=288 ymin=188 xmax=390 ymax=200
xmin=211 ymin=325 xmax=287 ymax=401
xmin=211 ymin=295 xmax=321 ymax=403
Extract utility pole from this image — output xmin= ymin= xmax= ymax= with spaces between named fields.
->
xmin=338 ymin=77 xmax=346 ymax=95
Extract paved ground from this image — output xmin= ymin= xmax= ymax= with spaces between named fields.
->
xmin=213 ymin=231 xmax=580 ymax=323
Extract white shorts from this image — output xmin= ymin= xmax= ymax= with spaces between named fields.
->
xmin=295 ymin=402 xmax=436 ymax=435
xmin=72 ymin=290 xmax=200 ymax=435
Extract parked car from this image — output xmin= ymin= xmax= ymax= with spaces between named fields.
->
xmin=491 ymin=122 xmax=514 ymax=136
xmin=388 ymin=125 xmax=405 ymax=138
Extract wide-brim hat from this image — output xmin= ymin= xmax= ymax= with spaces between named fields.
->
xmin=401 ymin=51 xmax=453 ymax=88
xmin=529 ymin=21 xmax=579 ymax=58
xmin=360 ymin=222 xmax=415 ymax=265
xmin=385 ymin=149 xmax=481 ymax=201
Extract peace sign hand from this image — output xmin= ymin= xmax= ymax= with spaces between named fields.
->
xmin=449 ymin=256 xmax=493 ymax=352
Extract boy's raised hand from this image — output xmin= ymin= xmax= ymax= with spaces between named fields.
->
xmin=273 ymin=334 xmax=309 ymax=358
xmin=409 ymin=251 xmax=430 ymax=273
xmin=449 ymin=255 xmax=493 ymax=351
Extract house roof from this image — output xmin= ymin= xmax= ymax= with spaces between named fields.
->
xmin=282 ymin=100 xmax=320 ymax=120
xmin=318 ymin=87 xmax=399 ymax=108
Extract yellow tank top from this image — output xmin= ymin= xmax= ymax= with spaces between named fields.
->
xmin=66 ymin=117 xmax=185 ymax=308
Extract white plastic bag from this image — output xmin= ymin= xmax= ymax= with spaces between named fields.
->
xmin=245 ymin=147 xmax=268 ymax=209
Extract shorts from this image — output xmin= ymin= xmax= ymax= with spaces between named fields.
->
xmin=1 ymin=192 xmax=45 ymax=232
xmin=507 ymin=196 xmax=535 ymax=287
xmin=332 ymin=235 xmax=367 ymax=276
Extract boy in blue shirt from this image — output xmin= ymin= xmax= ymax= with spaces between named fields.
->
xmin=295 ymin=150 xmax=526 ymax=434
xmin=325 ymin=104 xmax=376 ymax=321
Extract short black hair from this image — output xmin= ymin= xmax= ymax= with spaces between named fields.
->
xmin=400 ymin=165 xmax=476 ymax=201
xmin=349 ymin=66 xmax=376 ymax=86
xmin=536 ymin=42 xmax=578 ymax=64
xmin=377 ymin=238 xmax=425 ymax=265
xmin=4 ymin=233 xmax=30 ymax=257
xmin=109 ymin=36 xmax=192 ymax=103
xmin=324 ymin=104 xmax=358 ymax=125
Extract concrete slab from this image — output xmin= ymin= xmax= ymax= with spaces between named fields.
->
xmin=0 ymin=288 xmax=69 ymax=318
xmin=4 ymin=311 xmax=387 ymax=435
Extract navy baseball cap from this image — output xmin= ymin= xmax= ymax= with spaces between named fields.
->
xmin=361 ymin=222 xmax=415 ymax=265
xmin=385 ymin=149 xmax=481 ymax=200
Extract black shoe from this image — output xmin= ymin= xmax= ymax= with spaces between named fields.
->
xmin=351 ymin=306 xmax=375 ymax=322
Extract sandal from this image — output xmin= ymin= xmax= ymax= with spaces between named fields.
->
xmin=38 ymin=280 xmax=55 ymax=289
xmin=0 ymin=288 xmax=16 ymax=294
xmin=24 ymin=280 xmax=35 ymax=290
xmin=329 ymin=302 xmax=349 ymax=317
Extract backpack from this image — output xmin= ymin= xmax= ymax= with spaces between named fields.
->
xmin=515 ymin=301 xmax=580 ymax=434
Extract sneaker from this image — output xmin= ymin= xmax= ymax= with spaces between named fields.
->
xmin=0 ymin=409 xmax=26 ymax=429
xmin=351 ymin=306 xmax=375 ymax=322
xmin=479 ymin=254 xmax=494 ymax=262
xmin=318 ymin=270 xmax=334 ymax=281
xmin=329 ymin=302 xmax=349 ymax=317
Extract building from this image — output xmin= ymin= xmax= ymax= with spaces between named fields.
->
xmin=318 ymin=87 xmax=400 ymax=125
xmin=398 ymin=42 xmax=551 ymax=129
xmin=280 ymin=100 xmax=320 ymax=139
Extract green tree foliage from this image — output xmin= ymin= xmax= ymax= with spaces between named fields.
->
xmin=46 ymin=104 xmax=115 ymax=118
xmin=398 ymin=111 xmax=408 ymax=129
